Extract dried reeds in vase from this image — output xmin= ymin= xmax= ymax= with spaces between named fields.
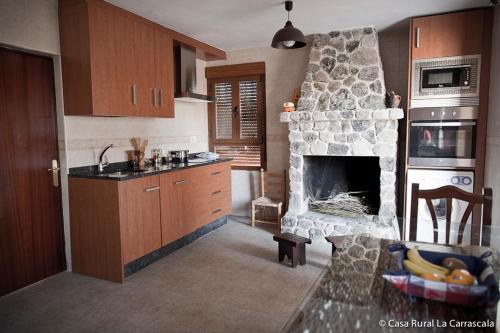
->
xmin=130 ymin=137 xmax=148 ymax=169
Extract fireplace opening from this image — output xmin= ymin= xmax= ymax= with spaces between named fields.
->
xmin=303 ymin=156 xmax=381 ymax=217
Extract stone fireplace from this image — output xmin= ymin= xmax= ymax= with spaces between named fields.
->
xmin=279 ymin=27 xmax=404 ymax=241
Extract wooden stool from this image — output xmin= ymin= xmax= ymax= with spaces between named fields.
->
xmin=325 ymin=236 xmax=346 ymax=255
xmin=273 ymin=233 xmax=311 ymax=267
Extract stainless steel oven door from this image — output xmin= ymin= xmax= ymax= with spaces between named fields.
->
xmin=408 ymin=107 xmax=477 ymax=168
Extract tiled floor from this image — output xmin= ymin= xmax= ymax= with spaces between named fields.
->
xmin=0 ymin=217 xmax=331 ymax=333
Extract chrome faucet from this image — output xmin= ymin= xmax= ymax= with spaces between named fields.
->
xmin=98 ymin=144 xmax=114 ymax=173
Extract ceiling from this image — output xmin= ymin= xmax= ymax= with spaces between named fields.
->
xmin=106 ymin=0 xmax=492 ymax=51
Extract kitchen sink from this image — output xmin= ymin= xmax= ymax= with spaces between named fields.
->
xmin=96 ymin=171 xmax=130 ymax=178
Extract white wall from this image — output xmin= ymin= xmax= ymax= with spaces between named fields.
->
xmin=0 ymin=0 xmax=209 ymax=269
xmin=485 ymin=6 xmax=500 ymax=240
xmin=207 ymin=44 xmax=311 ymax=216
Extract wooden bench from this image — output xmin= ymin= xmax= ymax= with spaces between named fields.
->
xmin=325 ymin=236 xmax=346 ymax=255
xmin=273 ymin=233 xmax=311 ymax=267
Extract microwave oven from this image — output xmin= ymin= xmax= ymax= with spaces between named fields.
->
xmin=411 ymin=55 xmax=480 ymax=108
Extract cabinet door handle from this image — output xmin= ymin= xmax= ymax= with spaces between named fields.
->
xmin=211 ymin=171 xmax=222 ymax=176
xmin=152 ymin=88 xmax=157 ymax=107
xmin=144 ymin=186 xmax=160 ymax=192
xmin=131 ymin=84 xmax=136 ymax=105
xmin=159 ymin=89 xmax=163 ymax=108
xmin=415 ymin=27 xmax=420 ymax=48
xmin=211 ymin=190 xmax=222 ymax=195
xmin=212 ymin=208 xmax=222 ymax=214
xmin=175 ymin=180 xmax=187 ymax=185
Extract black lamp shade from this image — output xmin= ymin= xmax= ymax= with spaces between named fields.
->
xmin=271 ymin=21 xmax=306 ymax=49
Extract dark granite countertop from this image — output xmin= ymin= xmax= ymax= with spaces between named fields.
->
xmin=284 ymin=235 xmax=500 ymax=333
xmin=68 ymin=158 xmax=232 ymax=181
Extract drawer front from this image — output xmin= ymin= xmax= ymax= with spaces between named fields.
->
xmin=188 ymin=161 xmax=231 ymax=204
xmin=191 ymin=162 xmax=231 ymax=184
xmin=194 ymin=197 xmax=231 ymax=228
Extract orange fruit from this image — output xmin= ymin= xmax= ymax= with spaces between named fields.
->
xmin=445 ymin=269 xmax=475 ymax=286
xmin=420 ymin=272 xmax=446 ymax=282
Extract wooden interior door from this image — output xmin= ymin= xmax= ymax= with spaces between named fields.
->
xmin=0 ymin=47 xmax=66 ymax=296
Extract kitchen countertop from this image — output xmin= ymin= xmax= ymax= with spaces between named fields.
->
xmin=68 ymin=158 xmax=231 ymax=181
xmin=283 ymin=235 xmax=500 ymax=333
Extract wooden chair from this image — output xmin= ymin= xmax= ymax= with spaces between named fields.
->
xmin=251 ymin=169 xmax=286 ymax=230
xmin=409 ymin=184 xmax=492 ymax=246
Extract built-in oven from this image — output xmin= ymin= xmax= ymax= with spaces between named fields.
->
xmin=408 ymin=106 xmax=477 ymax=168
xmin=411 ymin=55 xmax=480 ymax=108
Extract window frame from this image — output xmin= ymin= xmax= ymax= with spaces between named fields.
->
xmin=206 ymin=62 xmax=267 ymax=171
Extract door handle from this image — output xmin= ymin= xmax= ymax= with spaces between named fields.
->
xmin=159 ymin=89 xmax=163 ymax=108
xmin=175 ymin=180 xmax=187 ymax=185
xmin=144 ymin=186 xmax=160 ymax=192
xmin=152 ymin=88 xmax=157 ymax=107
xmin=233 ymin=106 xmax=239 ymax=118
xmin=212 ymin=208 xmax=222 ymax=214
xmin=47 ymin=159 xmax=60 ymax=188
xmin=211 ymin=190 xmax=222 ymax=195
xmin=131 ymin=84 xmax=136 ymax=105
xmin=211 ymin=171 xmax=222 ymax=176
xmin=415 ymin=27 xmax=421 ymax=48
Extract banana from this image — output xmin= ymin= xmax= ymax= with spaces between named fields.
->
xmin=407 ymin=248 xmax=450 ymax=276
xmin=403 ymin=259 xmax=438 ymax=276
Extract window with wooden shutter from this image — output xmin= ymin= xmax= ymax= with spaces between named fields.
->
xmin=206 ymin=63 xmax=266 ymax=170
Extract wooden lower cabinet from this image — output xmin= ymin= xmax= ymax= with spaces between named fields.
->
xmin=119 ymin=176 xmax=162 ymax=264
xmin=69 ymin=161 xmax=232 ymax=282
xmin=160 ymin=161 xmax=232 ymax=244
xmin=160 ymin=169 xmax=191 ymax=244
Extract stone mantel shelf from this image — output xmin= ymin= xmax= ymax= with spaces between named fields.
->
xmin=279 ymin=108 xmax=404 ymax=123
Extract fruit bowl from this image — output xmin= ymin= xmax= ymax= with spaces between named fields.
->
xmin=383 ymin=243 xmax=500 ymax=307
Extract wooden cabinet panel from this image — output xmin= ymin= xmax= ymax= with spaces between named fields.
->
xmin=119 ymin=176 xmax=161 ymax=264
xmin=411 ymin=9 xmax=487 ymax=60
xmin=88 ymin=2 xmax=131 ymax=116
xmin=155 ymin=31 xmax=175 ymax=118
xmin=132 ymin=20 xmax=156 ymax=117
xmin=69 ymin=178 xmax=124 ymax=283
xmin=160 ymin=170 xmax=191 ymax=244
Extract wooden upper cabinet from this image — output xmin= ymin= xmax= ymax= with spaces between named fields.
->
xmin=155 ymin=31 xmax=175 ymax=118
xmin=119 ymin=176 xmax=162 ymax=264
xmin=411 ymin=9 xmax=488 ymax=60
xmin=132 ymin=20 xmax=156 ymax=117
xmin=59 ymin=0 xmax=174 ymax=117
xmin=88 ymin=2 xmax=131 ymax=116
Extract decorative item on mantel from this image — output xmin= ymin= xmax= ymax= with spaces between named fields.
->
xmin=292 ymin=87 xmax=301 ymax=106
xmin=130 ymin=137 xmax=148 ymax=169
xmin=283 ymin=102 xmax=295 ymax=113
xmin=385 ymin=91 xmax=401 ymax=108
